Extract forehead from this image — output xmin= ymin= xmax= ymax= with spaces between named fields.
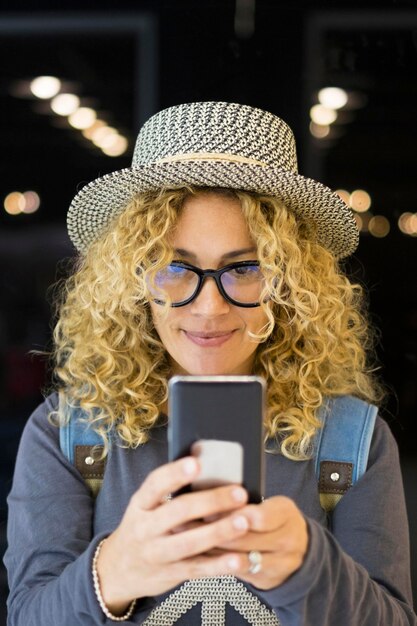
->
xmin=171 ymin=193 xmax=253 ymax=246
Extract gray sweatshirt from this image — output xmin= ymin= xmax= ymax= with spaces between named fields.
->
xmin=4 ymin=393 xmax=417 ymax=625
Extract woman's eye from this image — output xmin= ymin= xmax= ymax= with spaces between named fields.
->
xmin=156 ymin=264 xmax=190 ymax=282
xmin=167 ymin=265 xmax=187 ymax=275
xmin=231 ymin=265 xmax=260 ymax=277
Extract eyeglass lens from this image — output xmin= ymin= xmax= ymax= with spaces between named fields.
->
xmin=150 ymin=263 xmax=263 ymax=305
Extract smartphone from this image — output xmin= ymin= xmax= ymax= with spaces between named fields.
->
xmin=168 ymin=375 xmax=265 ymax=503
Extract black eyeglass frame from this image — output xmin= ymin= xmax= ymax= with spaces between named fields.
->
xmin=152 ymin=260 xmax=263 ymax=308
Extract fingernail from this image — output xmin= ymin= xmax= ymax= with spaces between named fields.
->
xmin=183 ymin=458 xmax=198 ymax=476
xmin=231 ymin=487 xmax=247 ymax=502
xmin=233 ymin=515 xmax=248 ymax=530
xmin=227 ymin=555 xmax=240 ymax=570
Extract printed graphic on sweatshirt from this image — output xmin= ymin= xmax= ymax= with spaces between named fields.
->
xmin=142 ymin=575 xmax=280 ymax=625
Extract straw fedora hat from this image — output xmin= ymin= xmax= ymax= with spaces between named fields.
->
xmin=67 ymin=101 xmax=358 ymax=258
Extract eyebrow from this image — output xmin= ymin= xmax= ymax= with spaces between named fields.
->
xmin=173 ymin=247 xmax=258 ymax=261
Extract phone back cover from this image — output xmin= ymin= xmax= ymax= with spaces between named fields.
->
xmin=168 ymin=376 xmax=265 ymax=502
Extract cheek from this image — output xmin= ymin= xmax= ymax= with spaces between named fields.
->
xmin=149 ymin=303 xmax=167 ymax=338
xmin=149 ymin=304 xmax=180 ymax=341
xmin=242 ymin=307 xmax=269 ymax=333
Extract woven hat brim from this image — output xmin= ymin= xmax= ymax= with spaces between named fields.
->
xmin=67 ymin=161 xmax=359 ymax=258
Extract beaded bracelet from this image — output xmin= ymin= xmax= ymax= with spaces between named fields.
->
xmin=92 ymin=539 xmax=137 ymax=622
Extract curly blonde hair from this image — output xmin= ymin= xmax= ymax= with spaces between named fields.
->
xmin=52 ymin=186 xmax=384 ymax=459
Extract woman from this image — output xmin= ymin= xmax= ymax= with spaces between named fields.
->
xmin=5 ymin=102 xmax=416 ymax=625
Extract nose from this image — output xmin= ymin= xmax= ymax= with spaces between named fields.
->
xmin=189 ymin=276 xmax=230 ymax=316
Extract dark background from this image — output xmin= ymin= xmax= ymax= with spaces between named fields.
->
xmin=1 ymin=0 xmax=417 ymax=621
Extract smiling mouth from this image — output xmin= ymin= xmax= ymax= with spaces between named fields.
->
xmin=183 ymin=330 xmax=236 ymax=347
xmin=186 ymin=330 xmax=235 ymax=337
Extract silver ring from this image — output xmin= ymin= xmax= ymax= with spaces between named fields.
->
xmin=248 ymin=550 xmax=262 ymax=574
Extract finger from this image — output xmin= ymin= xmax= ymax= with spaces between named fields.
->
xmin=150 ymin=510 xmax=250 ymax=563
xmin=243 ymin=496 xmax=294 ymax=532
xmin=150 ymin=485 xmax=248 ymax=536
xmin=170 ymin=520 xmax=202 ymax=534
xmin=215 ymin=500 xmax=306 ymax=553
xmin=166 ymin=550 xmax=244 ymax=582
xmin=175 ymin=549 xmax=279 ymax=584
xmin=215 ymin=529 xmax=277 ymax=553
xmin=134 ymin=457 xmax=200 ymax=510
xmin=237 ymin=549 xmax=305 ymax=589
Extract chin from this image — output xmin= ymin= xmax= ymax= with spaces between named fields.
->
xmin=178 ymin=358 xmax=252 ymax=377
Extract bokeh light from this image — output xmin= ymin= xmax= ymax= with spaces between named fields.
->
xmin=91 ymin=125 xmax=118 ymax=147
xmin=398 ymin=212 xmax=417 ymax=236
xmin=13 ymin=77 xmax=127 ymax=159
xmin=409 ymin=214 xmax=417 ymax=235
xmin=98 ymin=131 xmax=123 ymax=150
xmin=82 ymin=119 xmax=106 ymax=140
xmin=309 ymin=121 xmax=330 ymax=138
xmin=354 ymin=211 xmax=372 ymax=232
xmin=21 ymin=191 xmax=40 ymax=214
xmin=51 ymin=93 xmax=80 ymax=116
xmin=68 ymin=107 xmax=97 ymax=129
xmin=310 ymin=104 xmax=337 ymax=125
xmin=101 ymin=135 xmax=129 ymax=156
xmin=318 ymin=87 xmax=348 ymax=110
xmin=3 ymin=190 xmax=40 ymax=215
xmin=350 ymin=189 xmax=372 ymax=212
xmin=30 ymin=76 xmax=61 ymax=99
xmin=335 ymin=189 xmax=350 ymax=205
xmin=4 ymin=192 xmax=25 ymax=215
xmin=369 ymin=215 xmax=390 ymax=238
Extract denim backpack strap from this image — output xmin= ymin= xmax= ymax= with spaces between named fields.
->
xmin=314 ymin=396 xmax=378 ymax=513
xmin=59 ymin=405 xmax=107 ymax=498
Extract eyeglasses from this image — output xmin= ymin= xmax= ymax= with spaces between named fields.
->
xmin=149 ymin=260 xmax=264 ymax=307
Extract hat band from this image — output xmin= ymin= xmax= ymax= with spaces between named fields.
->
xmin=153 ymin=152 xmax=268 ymax=167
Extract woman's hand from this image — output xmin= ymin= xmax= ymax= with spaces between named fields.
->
xmin=96 ymin=457 xmax=250 ymax=615
xmin=214 ymin=496 xmax=309 ymax=590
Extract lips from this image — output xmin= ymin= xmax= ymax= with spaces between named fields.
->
xmin=186 ymin=330 xmax=234 ymax=338
xmin=183 ymin=329 xmax=236 ymax=347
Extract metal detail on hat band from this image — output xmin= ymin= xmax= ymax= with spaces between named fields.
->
xmin=154 ymin=152 xmax=268 ymax=167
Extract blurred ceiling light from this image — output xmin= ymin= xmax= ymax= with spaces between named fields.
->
xmin=21 ymin=191 xmax=40 ymax=214
xmin=68 ymin=107 xmax=97 ymax=129
xmin=309 ymin=121 xmax=330 ymax=138
xmin=101 ymin=135 xmax=129 ymax=156
xmin=30 ymin=76 xmax=61 ymax=99
xmin=398 ymin=212 xmax=412 ymax=234
xmin=4 ymin=191 xmax=25 ymax=215
xmin=82 ymin=119 xmax=106 ymax=140
xmin=350 ymin=189 xmax=371 ymax=213
xmin=4 ymin=190 xmax=41 ymax=215
xmin=91 ymin=126 xmax=118 ymax=147
xmin=368 ymin=215 xmax=390 ymax=238
xmin=399 ymin=212 xmax=417 ymax=236
xmin=355 ymin=211 xmax=372 ymax=232
xmin=335 ymin=189 xmax=350 ymax=205
xmin=51 ymin=93 xmax=80 ymax=116
xmin=310 ymin=104 xmax=337 ymax=125
xmin=99 ymin=132 xmax=124 ymax=150
xmin=318 ymin=87 xmax=348 ymax=110
xmin=409 ymin=214 xmax=417 ymax=236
